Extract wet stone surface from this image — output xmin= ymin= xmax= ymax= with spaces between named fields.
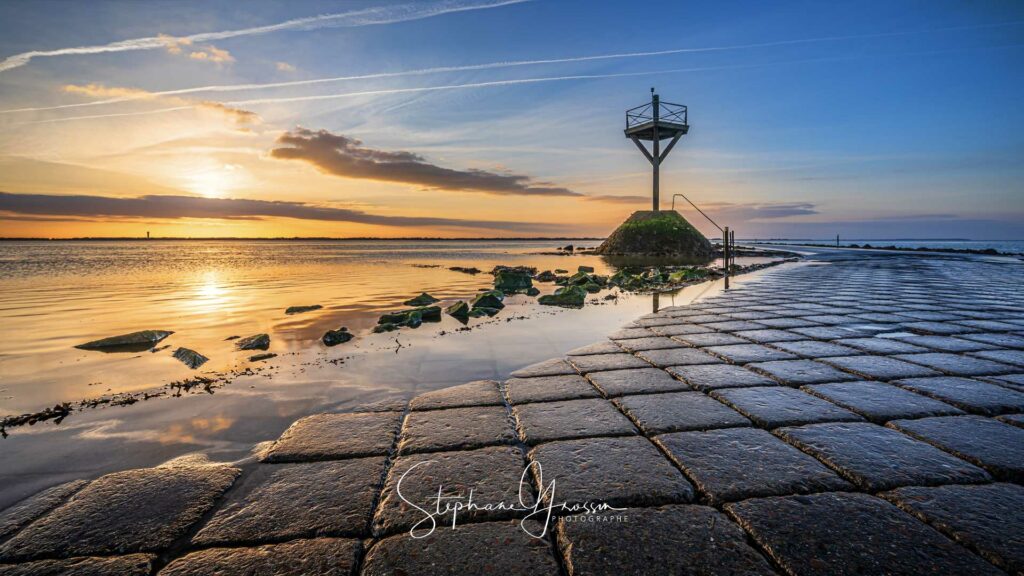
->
xmin=970 ymin=348 xmax=1024 ymax=368
xmin=889 ymin=415 xmax=1024 ymax=482
xmin=996 ymin=412 xmax=1024 ymax=428
xmin=556 ymin=505 xmax=776 ymax=576
xmin=528 ymin=436 xmax=693 ymax=508
xmin=361 ymin=520 xmax=561 ymax=575
xmin=585 ymin=367 xmax=690 ymax=396
xmin=656 ymin=427 xmax=851 ymax=504
xmin=834 ymin=337 xmax=931 ymax=355
xmin=882 ymin=483 xmax=1024 ymax=574
xmin=667 ymin=363 xmax=778 ymax=392
xmin=565 ymin=340 xmax=623 ymax=356
xmin=960 ymin=332 xmax=1024 ymax=349
xmin=614 ymin=336 xmax=685 ymax=352
xmin=894 ymin=352 xmax=1016 ymax=377
xmin=0 ymin=465 xmax=239 ymax=561
xmin=409 ymin=380 xmax=503 ymax=410
xmin=508 ymin=358 xmax=577 ymax=378
xmin=635 ymin=347 xmax=722 ymax=368
xmin=0 ymin=481 xmax=87 ymax=541
xmin=512 ymin=398 xmax=636 ymax=444
xmin=802 ymin=381 xmax=964 ymax=423
xmin=775 ymin=422 xmax=990 ymax=491
xmin=670 ymin=332 xmax=749 ymax=347
xmin=192 ymin=458 xmax=384 ymax=545
xmin=893 ymin=376 xmax=1024 ymax=415
xmin=613 ymin=391 xmax=750 ymax=434
xmin=726 ymin=492 xmax=1003 ymax=576
xmin=160 ymin=538 xmax=360 ymax=576
xmin=504 ymin=374 xmax=600 ymax=404
xmin=895 ymin=335 xmax=998 ymax=352
xmin=821 ymin=355 xmax=939 ymax=380
xmin=397 ymin=405 xmax=515 ymax=454
xmin=732 ymin=329 xmax=805 ymax=343
xmin=704 ymin=343 xmax=798 ymax=364
xmin=567 ymin=353 xmax=650 ymax=373
xmin=0 ymin=554 xmax=155 ymax=576
xmin=711 ymin=386 xmax=863 ymax=429
xmin=771 ymin=340 xmax=865 ymax=358
xmin=747 ymin=359 xmax=861 ymax=386
xmin=374 ymin=446 xmax=531 ymax=535
xmin=262 ymin=412 xmax=401 ymax=462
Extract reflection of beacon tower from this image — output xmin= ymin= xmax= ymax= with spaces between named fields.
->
xmin=624 ymin=88 xmax=689 ymax=211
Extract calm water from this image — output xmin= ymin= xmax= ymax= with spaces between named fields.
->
xmin=748 ymin=239 xmax=1024 ymax=254
xmin=0 ymin=239 xmax=768 ymax=508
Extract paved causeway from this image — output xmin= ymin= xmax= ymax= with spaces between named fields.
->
xmin=2 ymin=248 xmax=1024 ymax=575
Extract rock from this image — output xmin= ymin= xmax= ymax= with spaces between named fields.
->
xmin=534 ymin=270 xmax=557 ymax=282
xmin=284 ymin=305 xmax=322 ymax=315
xmin=582 ymin=282 xmax=602 ymax=293
xmin=76 ymin=330 xmax=174 ymax=351
xmin=468 ymin=307 xmax=501 ymax=317
xmin=526 ymin=287 xmax=541 ymax=296
xmin=563 ymin=244 xmax=574 ymax=251
xmin=378 ymin=306 xmax=441 ymax=327
xmin=224 ymin=335 xmax=240 ymax=340
xmin=172 ymin=347 xmax=209 ymax=369
xmin=448 ymin=266 xmax=481 ymax=275
xmin=493 ymin=270 xmax=533 ymax=293
xmin=578 ymin=265 xmax=594 ymax=273
xmin=235 ymin=334 xmax=270 ymax=351
xmin=322 ymin=327 xmax=353 ymax=346
xmin=249 ymin=353 xmax=277 ymax=362
xmin=445 ymin=301 xmax=470 ymax=319
xmin=491 ymin=265 xmax=536 ymax=276
xmin=554 ymin=269 xmax=568 ymax=273
xmin=594 ymin=210 xmax=714 ymax=262
xmin=403 ymin=292 xmax=439 ymax=306
xmin=470 ymin=290 xmax=505 ymax=310
xmin=537 ymin=285 xmax=587 ymax=307
xmin=566 ymin=271 xmax=592 ymax=285
xmin=373 ymin=323 xmax=399 ymax=333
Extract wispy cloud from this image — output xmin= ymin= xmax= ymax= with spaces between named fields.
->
xmin=0 ymin=191 xmax=558 ymax=231
xmin=60 ymin=83 xmax=259 ymax=127
xmin=586 ymin=195 xmax=648 ymax=204
xmin=270 ymin=128 xmax=580 ymax=197
xmin=701 ymin=201 xmax=820 ymax=220
xmin=0 ymin=0 xmax=529 ymax=73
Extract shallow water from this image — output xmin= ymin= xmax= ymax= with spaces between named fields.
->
xmin=0 ymin=239 xmax=772 ymax=507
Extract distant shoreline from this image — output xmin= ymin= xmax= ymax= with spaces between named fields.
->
xmin=0 ymin=237 xmax=606 ymax=242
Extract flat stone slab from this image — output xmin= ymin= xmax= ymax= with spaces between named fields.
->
xmin=960 ymin=332 xmax=1024 ymax=349
xmin=0 ymin=480 xmax=87 ymax=541
xmin=704 ymin=344 xmax=798 ymax=364
xmin=374 ymin=446 xmax=531 ymax=535
xmin=671 ymin=332 xmax=749 ymax=347
xmin=161 ymin=538 xmax=359 ymax=576
xmin=905 ymin=321 xmax=977 ymax=335
xmin=361 ymin=520 xmax=560 ymax=575
xmin=772 ymin=340 xmax=865 ymax=358
xmin=567 ymin=353 xmax=650 ymax=373
xmin=971 ymin=348 xmax=1024 ymax=367
xmin=747 ymin=359 xmax=861 ymax=385
xmin=556 ymin=504 xmax=775 ymax=576
xmin=732 ymin=329 xmax=805 ymax=343
xmin=756 ymin=317 xmax=823 ymax=329
xmin=585 ymin=367 xmax=690 ymax=396
xmin=262 ymin=412 xmax=401 ymax=462
xmin=883 ymin=483 xmax=1024 ymax=574
xmin=893 ymin=376 xmax=1024 ymax=415
xmin=505 ymin=374 xmax=600 ymax=404
xmin=565 ymin=340 xmax=622 ymax=356
xmin=775 ymin=422 xmax=990 ymax=491
xmin=527 ymin=436 xmax=693 ymax=507
xmin=997 ymin=412 xmax=1024 ymax=428
xmin=791 ymin=325 xmax=875 ymax=340
xmin=726 ymin=492 xmax=1003 ymax=576
xmin=894 ymin=352 xmax=1016 ymax=376
xmin=614 ymin=336 xmax=685 ymax=352
xmin=192 ymin=458 xmax=384 ymax=545
xmin=613 ymin=391 xmax=750 ymax=434
xmin=650 ymin=323 xmax=714 ymax=336
xmin=409 ymin=380 xmax=502 ymax=410
xmin=508 ymin=358 xmax=577 ymax=378
xmin=635 ymin=347 xmax=722 ymax=368
xmin=655 ymin=427 xmax=851 ymax=504
xmin=667 ymin=364 xmax=778 ymax=391
xmin=608 ymin=327 xmax=658 ymax=340
xmin=512 ymin=398 xmax=636 ymax=444
xmin=802 ymin=381 xmax=964 ymax=423
xmin=889 ymin=415 xmax=1024 ymax=482
xmin=711 ymin=387 xmax=863 ymax=428
xmin=700 ymin=320 xmax=768 ymax=332
xmin=821 ymin=355 xmax=939 ymax=380
xmin=0 ymin=554 xmax=155 ymax=576
xmin=397 ymin=405 xmax=515 ymax=454
xmin=895 ymin=335 xmax=997 ymax=352
xmin=0 ymin=465 xmax=238 ymax=560
xmin=834 ymin=337 xmax=931 ymax=354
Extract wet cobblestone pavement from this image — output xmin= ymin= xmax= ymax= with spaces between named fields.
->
xmin=2 ymin=249 xmax=1024 ymax=575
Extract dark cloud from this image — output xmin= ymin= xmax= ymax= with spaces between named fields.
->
xmin=702 ymin=202 xmax=819 ymax=220
xmin=0 ymin=192 xmax=560 ymax=232
xmin=270 ymin=128 xmax=580 ymax=197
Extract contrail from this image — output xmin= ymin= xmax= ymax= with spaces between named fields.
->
xmin=2 ymin=19 xmax=1021 ymax=114
xmin=0 ymin=0 xmax=529 ymax=73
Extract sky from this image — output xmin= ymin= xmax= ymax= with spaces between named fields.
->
xmin=0 ymin=0 xmax=1022 ymax=239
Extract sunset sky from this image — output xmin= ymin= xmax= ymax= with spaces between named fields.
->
xmin=0 ymin=0 xmax=1022 ymax=239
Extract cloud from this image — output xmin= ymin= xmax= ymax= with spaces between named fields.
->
xmin=699 ymin=202 xmax=820 ymax=220
xmin=270 ymin=128 xmax=580 ymax=197
xmin=276 ymin=62 xmax=297 ymax=72
xmin=187 ymin=45 xmax=234 ymax=64
xmin=586 ymin=195 xmax=648 ymax=204
xmin=0 ymin=191 xmax=559 ymax=231
xmin=0 ymin=0 xmax=529 ymax=73
xmin=61 ymin=83 xmax=259 ymax=127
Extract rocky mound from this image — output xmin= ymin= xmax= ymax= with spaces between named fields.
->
xmin=594 ymin=210 xmax=714 ymax=263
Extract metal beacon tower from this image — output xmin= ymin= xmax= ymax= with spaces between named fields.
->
xmin=624 ymin=88 xmax=689 ymax=212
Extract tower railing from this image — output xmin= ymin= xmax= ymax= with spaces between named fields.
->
xmin=626 ymin=100 xmax=688 ymax=130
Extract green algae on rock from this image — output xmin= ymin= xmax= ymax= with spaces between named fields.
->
xmin=403 ymin=292 xmax=439 ymax=306
xmin=75 ymin=330 xmax=174 ymax=351
xmin=538 ymin=285 xmax=587 ymax=308
xmin=595 ymin=210 xmax=714 ymax=262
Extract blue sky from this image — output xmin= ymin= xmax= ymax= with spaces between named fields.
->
xmin=0 ymin=0 xmax=1021 ymax=238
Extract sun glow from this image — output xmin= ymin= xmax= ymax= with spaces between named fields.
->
xmin=182 ymin=163 xmax=246 ymax=198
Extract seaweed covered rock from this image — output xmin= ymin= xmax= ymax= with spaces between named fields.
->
xmin=470 ymin=290 xmax=505 ymax=311
xmin=76 ymin=330 xmax=174 ymax=351
xmin=285 ymin=304 xmax=322 ymax=315
xmin=538 ymin=285 xmax=587 ymax=308
xmin=445 ymin=301 xmax=470 ymax=319
xmin=404 ymin=292 xmax=439 ymax=306
xmin=378 ymin=306 xmax=441 ymax=329
xmin=494 ymin=270 xmax=533 ymax=293
xmin=322 ymin=327 xmax=353 ymax=346
xmin=595 ymin=210 xmax=714 ymax=262
xmin=172 ymin=347 xmax=209 ymax=369
xmin=236 ymin=333 xmax=270 ymax=351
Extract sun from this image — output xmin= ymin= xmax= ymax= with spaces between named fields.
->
xmin=183 ymin=163 xmax=246 ymax=198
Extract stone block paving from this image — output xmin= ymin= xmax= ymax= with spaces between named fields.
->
xmin=3 ymin=251 xmax=1024 ymax=574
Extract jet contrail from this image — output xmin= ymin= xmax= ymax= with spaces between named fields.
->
xmin=2 ymin=19 xmax=1020 ymax=114
xmin=0 ymin=0 xmax=529 ymax=74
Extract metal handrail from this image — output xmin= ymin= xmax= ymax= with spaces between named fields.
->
xmin=626 ymin=101 xmax=687 ymax=129
xmin=671 ymin=193 xmax=723 ymax=232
